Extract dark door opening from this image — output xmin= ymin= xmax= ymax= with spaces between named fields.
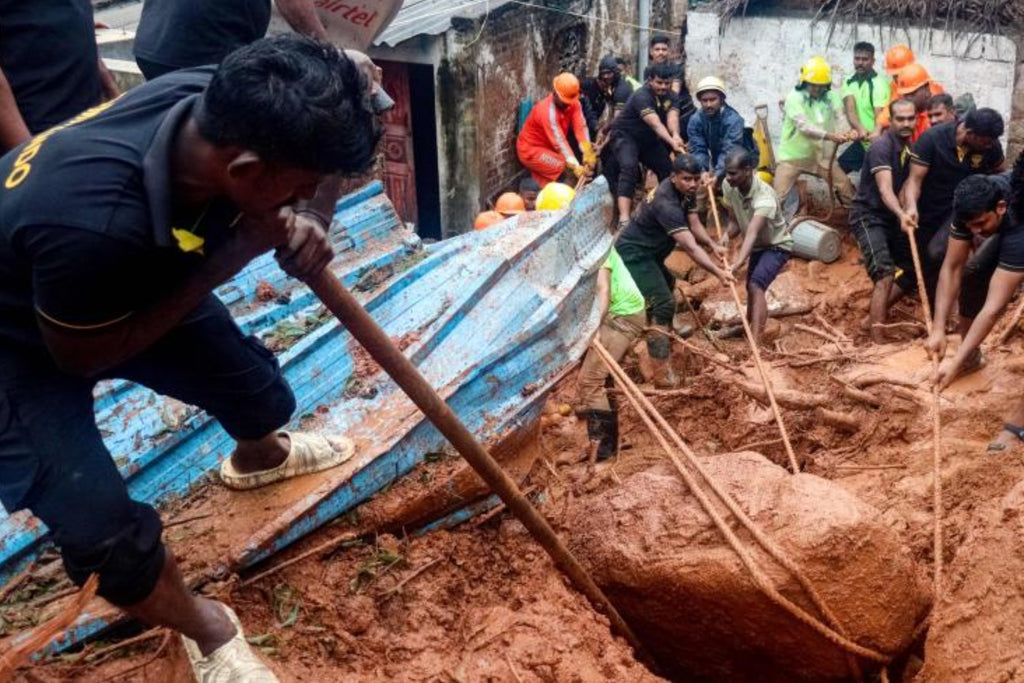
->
xmin=408 ymin=63 xmax=441 ymax=241
xmin=378 ymin=60 xmax=442 ymax=241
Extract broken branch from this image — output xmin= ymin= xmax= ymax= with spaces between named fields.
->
xmin=815 ymin=407 xmax=860 ymax=433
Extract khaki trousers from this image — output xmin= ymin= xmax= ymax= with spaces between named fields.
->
xmin=576 ymin=311 xmax=647 ymax=412
xmin=773 ymin=157 xmax=856 ymax=206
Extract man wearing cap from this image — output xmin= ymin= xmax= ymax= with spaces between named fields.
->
xmin=839 ymin=41 xmax=890 ymax=173
xmin=516 ymin=73 xmax=595 ymax=187
xmin=601 ymin=62 xmax=686 ymax=226
xmin=773 ymin=57 xmax=856 ymax=207
xmin=581 ymin=55 xmax=633 ymax=137
xmin=686 ymin=76 xmax=745 ymax=185
xmin=883 ymin=45 xmax=915 ymax=90
xmin=495 ymin=192 xmax=526 ymax=218
xmin=875 ymin=62 xmax=944 ymax=142
xmin=902 ymin=107 xmax=1006 ymax=295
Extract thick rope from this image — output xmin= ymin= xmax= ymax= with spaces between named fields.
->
xmin=904 ymin=228 xmax=944 ymax=599
xmin=593 ymin=341 xmax=889 ymax=665
xmin=706 ymin=187 xmax=801 ymax=474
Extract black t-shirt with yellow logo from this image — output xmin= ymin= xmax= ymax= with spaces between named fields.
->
xmin=0 ymin=67 xmax=239 ymax=375
xmin=909 ymin=121 xmax=1004 ymax=232
xmin=610 ymin=84 xmax=682 ymax=148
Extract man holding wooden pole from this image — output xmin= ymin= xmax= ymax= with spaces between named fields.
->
xmin=0 ymin=36 xmax=380 ymax=681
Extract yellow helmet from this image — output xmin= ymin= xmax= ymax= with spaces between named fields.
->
xmin=536 ymin=182 xmax=576 ymax=211
xmin=800 ymin=57 xmax=832 ymax=86
xmin=756 ymin=170 xmax=774 ymax=185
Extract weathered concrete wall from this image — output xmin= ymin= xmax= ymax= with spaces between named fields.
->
xmin=436 ymin=0 xmax=656 ymax=236
xmin=684 ymin=10 xmax=1018 ymax=150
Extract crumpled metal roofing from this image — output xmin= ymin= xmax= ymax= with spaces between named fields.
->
xmin=375 ymin=0 xmax=499 ymax=47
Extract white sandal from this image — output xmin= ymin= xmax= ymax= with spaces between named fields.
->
xmin=219 ymin=431 xmax=355 ymax=490
xmin=182 ymin=602 xmax=279 ymax=682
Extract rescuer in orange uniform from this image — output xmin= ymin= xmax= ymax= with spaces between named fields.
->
xmin=516 ymin=73 xmax=596 ymax=187
xmin=875 ymin=62 xmax=945 ymax=142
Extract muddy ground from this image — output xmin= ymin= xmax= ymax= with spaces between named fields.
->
xmin=16 ymin=229 xmax=1024 ymax=681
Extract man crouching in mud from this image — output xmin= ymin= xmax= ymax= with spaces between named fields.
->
xmin=927 ymin=156 xmax=1024 ymax=453
xmin=0 ymin=36 xmax=377 ymax=680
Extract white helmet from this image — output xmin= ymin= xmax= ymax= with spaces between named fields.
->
xmin=695 ymin=76 xmax=727 ymax=97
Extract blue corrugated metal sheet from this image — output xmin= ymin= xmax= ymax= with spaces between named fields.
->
xmin=1 ymin=178 xmax=614 ymax=656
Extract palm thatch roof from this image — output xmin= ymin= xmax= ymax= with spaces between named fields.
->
xmin=716 ymin=0 xmax=1024 ymax=37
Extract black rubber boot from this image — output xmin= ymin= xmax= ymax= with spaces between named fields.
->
xmin=647 ymin=332 xmax=679 ymax=389
xmin=586 ymin=409 xmax=619 ymax=462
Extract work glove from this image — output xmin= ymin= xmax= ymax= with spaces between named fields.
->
xmin=568 ymin=160 xmax=586 ymax=179
xmin=581 ymin=142 xmax=598 ymax=168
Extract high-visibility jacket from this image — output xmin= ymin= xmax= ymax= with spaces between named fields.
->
xmin=516 ymin=94 xmax=590 ymax=168
xmin=777 ymin=88 xmax=846 ymax=163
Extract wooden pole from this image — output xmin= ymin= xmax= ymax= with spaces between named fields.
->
xmin=706 ymin=187 xmax=800 ymax=474
xmin=305 ymin=270 xmax=646 ymax=657
xmin=904 ymin=228 xmax=944 ymax=598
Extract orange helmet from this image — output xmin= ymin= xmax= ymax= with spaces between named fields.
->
xmin=553 ymin=72 xmax=580 ymax=104
xmin=885 ymin=44 xmax=915 ymax=75
xmin=896 ymin=62 xmax=931 ymax=94
xmin=473 ymin=210 xmax=504 ymax=231
xmin=495 ymin=192 xmax=526 ymax=216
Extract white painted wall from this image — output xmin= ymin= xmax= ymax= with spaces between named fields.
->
xmin=685 ymin=10 xmax=1017 ymax=145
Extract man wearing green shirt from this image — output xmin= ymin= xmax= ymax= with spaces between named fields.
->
xmin=722 ymin=149 xmax=795 ymax=344
xmin=575 ymin=248 xmax=647 ymax=461
xmin=773 ymin=56 xmax=857 ymax=207
xmin=839 ymin=41 xmax=891 ymax=173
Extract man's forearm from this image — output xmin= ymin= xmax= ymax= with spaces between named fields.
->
xmin=275 ymin=0 xmax=329 ymax=40
xmin=932 ymin=265 xmax=961 ymax=332
xmin=97 ymin=59 xmax=121 ymax=100
xmin=667 ymin=110 xmax=680 ymax=137
xmin=689 ymin=218 xmax=717 ymax=250
xmin=0 ymin=68 xmax=30 ymax=152
xmin=878 ymin=183 xmax=904 ymax=219
xmin=956 ymin=308 xmax=999 ymax=361
xmin=41 ymin=238 xmax=259 ymax=377
xmin=844 ymin=97 xmax=866 ymax=134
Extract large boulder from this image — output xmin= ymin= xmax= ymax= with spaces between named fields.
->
xmin=919 ymin=480 xmax=1024 ymax=682
xmin=567 ymin=452 xmax=932 ymax=682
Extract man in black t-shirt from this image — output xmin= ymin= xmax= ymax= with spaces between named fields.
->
xmin=902 ymin=108 xmax=1006 ymax=296
xmin=134 ymin=0 xmax=331 ymax=79
xmin=0 ymin=0 xmax=119 ymax=151
xmin=0 ymin=36 xmax=377 ymax=680
xmin=849 ymin=98 xmax=918 ymax=343
xmin=602 ymin=62 xmax=686 ymax=226
xmin=646 ymin=34 xmax=695 ymax=125
xmin=928 ymin=171 xmax=1024 ymax=399
xmin=581 ymin=54 xmax=632 ymax=137
xmin=616 ymin=154 xmax=733 ymax=387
